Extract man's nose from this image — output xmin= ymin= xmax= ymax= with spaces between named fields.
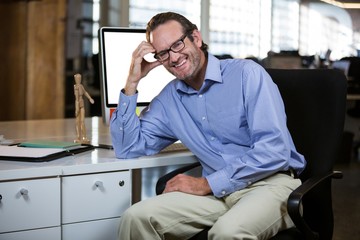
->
xmin=169 ymin=50 xmax=181 ymax=63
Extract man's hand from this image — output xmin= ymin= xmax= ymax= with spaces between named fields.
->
xmin=124 ymin=41 xmax=162 ymax=96
xmin=163 ymin=174 xmax=212 ymax=196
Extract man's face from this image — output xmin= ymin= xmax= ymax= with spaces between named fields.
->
xmin=150 ymin=20 xmax=204 ymax=82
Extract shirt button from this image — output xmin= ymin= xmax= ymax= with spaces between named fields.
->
xmin=202 ymin=116 xmax=206 ymax=121
xmin=199 ymin=94 xmax=203 ymax=98
xmin=210 ymin=137 xmax=215 ymax=141
xmin=247 ymin=181 xmax=252 ymax=185
xmin=122 ymin=102 xmax=127 ymax=106
xmin=221 ymin=190 xmax=226 ymax=195
xmin=119 ymin=127 xmax=123 ymax=131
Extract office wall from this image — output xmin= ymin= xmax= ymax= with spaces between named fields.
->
xmin=0 ymin=0 xmax=66 ymax=121
xmin=0 ymin=2 xmax=27 ymax=121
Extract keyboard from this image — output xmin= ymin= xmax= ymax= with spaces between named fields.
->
xmin=160 ymin=142 xmax=188 ymax=153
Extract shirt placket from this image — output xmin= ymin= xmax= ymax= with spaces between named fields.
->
xmin=197 ymin=93 xmax=222 ymax=154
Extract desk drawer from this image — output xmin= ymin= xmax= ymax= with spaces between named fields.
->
xmin=62 ymin=171 xmax=131 ymax=223
xmin=62 ymin=217 xmax=120 ymax=240
xmin=0 ymin=178 xmax=60 ymax=233
xmin=0 ymin=226 xmax=61 ymax=240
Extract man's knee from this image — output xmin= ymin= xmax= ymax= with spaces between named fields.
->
xmin=119 ymin=202 xmax=156 ymax=239
xmin=208 ymin=219 xmax=258 ymax=240
xmin=121 ymin=201 xmax=151 ymax=224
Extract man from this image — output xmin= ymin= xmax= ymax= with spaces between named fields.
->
xmin=111 ymin=12 xmax=306 ymax=240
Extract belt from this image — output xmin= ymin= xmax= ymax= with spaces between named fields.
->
xmin=278 ymin=169 xmax=297 ymax=178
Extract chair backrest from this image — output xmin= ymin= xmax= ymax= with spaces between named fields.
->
xmin=266 ymin=69 xmax=347 ymax=239
xmin=341 ymin=56 xmax=360 ymax=80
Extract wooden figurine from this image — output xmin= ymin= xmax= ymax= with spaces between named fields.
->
xmin=74 ymin=73 xmax=94 ymax=143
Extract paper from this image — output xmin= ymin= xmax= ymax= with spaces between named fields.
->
xmin=0 ymin=145 xmax=65 ymax=158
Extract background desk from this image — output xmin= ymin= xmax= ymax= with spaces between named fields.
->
xmin=347 ymin=94 xmax=360 ymax=101
xmin=0 ymin=117 xmax=198 ymax=240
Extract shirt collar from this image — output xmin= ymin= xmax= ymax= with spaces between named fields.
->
xmin=176 ymin=53 xmax=223 ymax=94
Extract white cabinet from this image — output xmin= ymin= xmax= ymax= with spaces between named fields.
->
xmin=0 ymin=177 xmax=61 ymax=240
xmin=62 ymin=171 xmax=131 ymax=240
xmin=0 ymin=170 xmax=130 ymax=240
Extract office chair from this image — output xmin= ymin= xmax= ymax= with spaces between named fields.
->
xmin=156 ymin=68 xmax=347 ymax=240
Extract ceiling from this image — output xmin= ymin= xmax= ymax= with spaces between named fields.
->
xmin=313 ymin=0 xmax=360 ymax=8
xmin=307 ymin=0 xmax=360 ymax=2
xmin=305 ymin=0 xmax=360 ymax=4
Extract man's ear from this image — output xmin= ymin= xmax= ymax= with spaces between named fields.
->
xmin=191 ymin=30 xmax=203 ymax=48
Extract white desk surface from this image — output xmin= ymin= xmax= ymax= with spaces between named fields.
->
xmin=0 ymin=117 xmax=197 ymax=181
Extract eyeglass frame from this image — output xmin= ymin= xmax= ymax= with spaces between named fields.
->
xmin=153 ymin=33 xmax=189 ymax=62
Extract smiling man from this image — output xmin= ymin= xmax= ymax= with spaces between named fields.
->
xmin=111 ymin=12 xmax=306 ymax=240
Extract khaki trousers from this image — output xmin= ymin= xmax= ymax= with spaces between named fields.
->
xmin=118 ymin=173 xmax=301 ymax=240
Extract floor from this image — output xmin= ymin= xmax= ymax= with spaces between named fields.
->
xmin=332 ymin=160 xmax=360 ymax=240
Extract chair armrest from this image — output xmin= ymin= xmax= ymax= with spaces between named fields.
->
xmin=155 ymin=162 xmax=201 ymax=195
xmin=287 ymin=171 xmax=343 ymax=240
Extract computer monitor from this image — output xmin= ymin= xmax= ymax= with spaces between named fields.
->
xmin=98 ymin=27 xmax=175 ymax=124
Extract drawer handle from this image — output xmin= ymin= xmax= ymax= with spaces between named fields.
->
xmin=94 ymin=181 xmax=103 ymax=188
xmin=20 ymin=188 xmax=28 ymax=196
xmin=119 ymin=180 xmax=125 ymax=187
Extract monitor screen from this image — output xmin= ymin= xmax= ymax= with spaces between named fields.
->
xmin=98 ymin=27 xmax=175 ymax=124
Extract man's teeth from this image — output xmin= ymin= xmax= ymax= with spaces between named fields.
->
xmin=174 ymin=59 xmax=186 ymax=68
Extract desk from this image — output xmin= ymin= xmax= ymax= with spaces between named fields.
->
xmin=0 ymin=117 xmax=197 ymax=240
xmin=347 ymin=94 xmax=360 ymax=101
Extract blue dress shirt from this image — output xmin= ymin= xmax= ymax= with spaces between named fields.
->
xmin=110 ymin=54 xmax=306 ymax=197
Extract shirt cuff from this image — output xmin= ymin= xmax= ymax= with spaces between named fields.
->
xmin=118 ymin=89 xmax=138 ymax=116
xmin=206 ymin=169 xmax=234 ymax=198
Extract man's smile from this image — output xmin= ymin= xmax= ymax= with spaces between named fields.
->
xmin=172 ymin=58 xmax=187 ymax=68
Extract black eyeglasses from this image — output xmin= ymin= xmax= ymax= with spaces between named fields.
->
xmin=154 ymin=34 xmax=188 ymax=62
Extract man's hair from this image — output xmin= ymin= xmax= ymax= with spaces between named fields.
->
xmin=146 ymin=12 xmax=208 ymax=54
